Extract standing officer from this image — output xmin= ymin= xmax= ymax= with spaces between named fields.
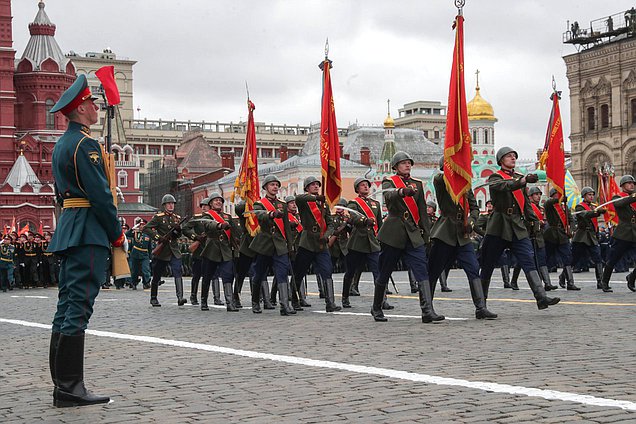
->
xmin=23 ymin=233 xmax=39 ymax=288
xmin=600 ymin=175 xmax=636 ymax=292
xmin=127 ymin=219 xmax=152 ymax=290
xmin=341 ymin=177 xmax=382 ymax=308
xmin=41 ymin=232 xmax=58 ymax=287
xmin=428 ymin=161 xmax=497 ymax=319
xmin=479 ymin=147 xmax=560 ymax=310
xmin=144 ymin=194 xmax=186 ymax=307
xmin=372 ymin=151 xmax=439 ymax=323
xmin=0 ymin=235 xmax=15 ymax=292
xmin=544 ymin=188 xmax=579 ymax=290
xmin=527 ymin=187 xmax=558 ymax=291
xmin=48 ymin=74 xmax=127 ymax=407
xmin=572 ymin=187 xmax=606 ymax=290
xmin=182 ymin=198 xmax=210 ymax=305
xmin=293 ymin=176 xmax=341 ymax=312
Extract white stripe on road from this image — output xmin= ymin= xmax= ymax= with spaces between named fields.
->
xmin=10 ymin=295 xmax=49 ymax=299
xmin=312 ymin=310 xmax=469 ymax=320
xmin=1 ymin=317 xmax=635 ymax=412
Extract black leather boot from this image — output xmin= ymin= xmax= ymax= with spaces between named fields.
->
xmin=564 ymin=266 xmax=580 ymax=290
xmin=290 ymin=277 xmax=304 ymax=311
xmin=150 ymin=280 xmax=161 ymax=307
xmin=501 ymin=265 xmax=511 ymax=289
xmin=251 ymin=277 xmax=262 ymax=313
xmin=627 ymin=269 xmax=636 ymax=292
xmin=175 ymin=277 xmax=187 ymax=306
xmin=316 ymin=275 xmax=326 ymax=299
xmin=269 ymin=280 xmax=278 ymax=306
xmin=350 ymin=270 xmax=361 ymax=296
xmin=297 ymin=277 xmax=311 ymax=307
xmin=440 ymin=270 xmax=452 ymax=292
xmin=278 ymin=281 xmax=297 ymax=316
xmin=510 ymin=267 xmax=520 ymax=290
xmin=324 ymin=278 xmax=342 ymax=312
xmin=469 ymin=278 xmax=497 ymax=319
xmin=212 ymin=277 xmax=224 ymax=305
xmin=418 ymin=280 xmax=444 ymax=323
xmin=190 ymin=277 xmax=199 ymax=305
xmin=200 ymin=278 xmax=210 ymax=311
xmin=481 ymin=278 xmax=491 ymax=305
xmin=224 ymin=282 xmax=238 ymax=312
xmin=54 ymin=334 xmax=110 ymax=408
xmin=233 ymin=277 xmax=243 ymax=308
xmin=370 ymin=283 xmax=387 ymax=322
xmin=342 ymin=276 xmax=353 ymax=308
xmin=50 ymin=331 xmax=60 ymax=390
xmin=539 ymin=266 xmax=559 ymax=291
xmin=526 ymin=270 xmax=560 ymax=309
xmin=408 ymin=269 xmax=418 ymax=293
xmin=261 ymin=279 xmax=275 ymax=309
xmin=600 ymin=266 xmax=613 ymax=292
xmin=595 ymin=263 xmax=603 ymax=289
xmin=558 ymin=270 xmax=566 ymax=288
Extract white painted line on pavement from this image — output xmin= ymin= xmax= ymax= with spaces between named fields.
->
xmin=2 ymin=317 xmax=635 ymax=412
xmin=10 ymin=295 xmax=49 ymax=299
xmin=312 ymin=310 xmax=469 ymax=321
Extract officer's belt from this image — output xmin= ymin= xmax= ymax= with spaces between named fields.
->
xmin=25 ymin=253 xmax=36 ymax=257
xmin=133 ymin=246 xmax=148 ymax=252
xmin=0 ymin=257 xmax=12 ymax=262
xmin=63 ymin=198 xmax=91 ymax=209
xmin=43 ymin=252 xmax=53 ymax=256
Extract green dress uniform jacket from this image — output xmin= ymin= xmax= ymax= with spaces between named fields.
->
xmin=249 ymin=197 xmax=292 ymax=257
xmin=329 ymin=213 xmax=351 ymax=258
xmin=182 ymin=213 xmax=207 ymax=258
xmin=610 ymin=193 xmax=636 ymax=242
xmin=346 ymin=196 xmax=382 ymax=253
xmin=201 ymin=211 xmax=238 ymax=262
xmin=48 ymin=122 xmax=122 ymax=252
xmin=431 ymin=173 xmax=478 ymax=247
xmin=378 ymin=175 xmax=431 ymax=249
xmin=143 ymin=211 xmax=183 ymax=261
xmin=572 ymin=202 xmax=603 ymax=246
xmin=527 ymin=203 xmax=546 ymax=249
xmin=486 ymin=172 xmax=537 ymax=241
xmin=234 ymin=202 xmax=256 ymax=258
xmin=474 ymin=212 xmax=491 ymax=237
xmin=543 ymin=198 xmax=573 ymax=245
xmin=0 ymin=243 xmax=15 ymax=264
xmin=294 ymin=194 xmax=335 ymax=253
xmin=126 ymin=230 xmax=152 ymax=259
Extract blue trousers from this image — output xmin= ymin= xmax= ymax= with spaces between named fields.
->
xmin=378 ymin=241 xmax=428 ymax=285
xmin=293 ymin=247 xmax=333 ymax=281
xmin=344 ymin=250 xmax=380 ymax=281
xmin=429 ymin=240 xmax=480 ymax=283
xmin=534 ymin=245 xmax=548 ymax=268
xmin=545 ymin=241 xmax=573 ymax=267
xmin=480 ymin=234 xmax=536 ymax=281
xmin=571 ymin=242 xmax=602 ymax=266
xmin=202 ymin=258 xmax=234 ymax=285
xmin=253 ymin=253 xmax=291 ymax=289
xmin=52 ymin=245 xmax=108 ymax=335
xmin=151 ymin=255 xmax=182 ymax=281
xmin=605 ymin=238 xmax=636 ymax=271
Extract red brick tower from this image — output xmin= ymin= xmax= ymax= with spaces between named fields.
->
xmin=0 ymin=0 xmax=16 ymax=176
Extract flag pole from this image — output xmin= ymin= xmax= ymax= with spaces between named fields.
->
xmin=321 ymin=38 xmax=329 ymax=199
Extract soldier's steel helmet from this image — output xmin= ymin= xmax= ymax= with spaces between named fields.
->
xmin=354 ymin=177 xmax=371 ymax=192
xmin=261 ymin=174 xmax=281 ymax=189
xmin=495 ymin=147 xmax=518 ymax=165
xmin=337 ymin=198 xmax=348 ymax=207
xmin=207 ymin=192 xmax=224 ymax=203
xmin=549 ymin=188 xmax=558 ymax=197
xmin=620 ymin=175 xmax=636 ymax=186
xmin=391 ymin=151 xmax=414 ymax=169
xmin=303 ymin=176 xmax=321 ymax=190
xmin=581 ymin=187 xmax=595 ymax=196
xmin=528 ymin=187 xmax=542 ymax=196
xmin=439 ymin=156 xmax=445 ymax=171
xmin=161 ymin=194 xmax=176 ymax=205
xmin=199 ymin=197 xmax=209 ymax=207
xmin=284 ymin=195 xmax=296 ymax=203
xmin=426 ymin=201 xmax=437 ymax=211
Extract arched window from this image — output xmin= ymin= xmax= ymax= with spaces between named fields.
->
xmin=45 ymin=99 xmax=55 ymax=129
xmin=631 ymin=99 xmax=636 ymax=126
xmin=472 ymin=129 xmax=478 ymax=143
xmin=118 ymin=170 xmax=128 ymax=188
xmin=600 ymin=104 xmax=609 ymax=129
xmin=484 ymin=129 xmax=489 ymax=144
xmin=587 ymin=107 xmax=596 ymax=131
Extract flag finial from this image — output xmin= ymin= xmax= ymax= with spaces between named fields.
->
xmin=455 ymin=0 xmax=465 ymax=15
xmin=324 ymin=38 xmax=329 ymax=58
xmin=475 ymin=69 xmax=480 ymax=89
xmin=387 ymin=99 xmax=390 ymax=115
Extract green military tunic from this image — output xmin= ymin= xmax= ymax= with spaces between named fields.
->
xmin=527 ymin=202 xmax=547 ymax=249
xmin=200 ymin=211 xmax=238 ymax=262
xmin=543 ymin=197 xmax=573 ymax=245
xmin=572 ymin=202 xmax=603 ymax=246
xmin=474 ymin=212 xmax=490 ymax=237
xmin=378 ymin=175 xmax=431 ymax=249
xmin=431 ymin=173 xmax=478 ymax=247
xmin=329 ymin=213 xmax=351 ymax=258
xmin=143 ymin=211 xmax=183 ymax=261
xmin=346 ymin=196 xmax=382 ymax=253
xmin=234 ymin=202 xmax=257 ymax=258
xmin=486 ymin=171 xmax=537 ymax=241
xmin=182 ymin=213 xmax=208 ymax=258
xmin=127 ymin=230 xmax=152 ymax=260
xmin=249 ymin=197 xmax=292 ymax=257
xmin=610 ymin=193 xmax=636 ymax=242
xmin=294 ymin=194 xmax=334 ymax=253
xmin=288 ymin=212 xmax=302 ymax=260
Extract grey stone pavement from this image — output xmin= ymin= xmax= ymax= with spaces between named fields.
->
xmin=1 ymin=270 xmax=636 ymax=423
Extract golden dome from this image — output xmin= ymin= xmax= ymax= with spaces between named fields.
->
xmin=467 ymin=86 xmax=496 ymax=121
xmin=383 ymin=112 xmax=395 ymax=128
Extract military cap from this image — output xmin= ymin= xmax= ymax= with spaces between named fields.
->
xmin=620 ymin=175 xmax=636 ymax=186
xmin=199 ymin=197 xmax=209 ymax=207
xmin=161 ymin=194 xmax=176 ymax=205
xmin=303 ymin=176 xmax=321 ymax=190
xmin=496 ymin=147 xmax=518 ymax=165
xmin=284 ymin=195 xmax=296 ymax=203
xmin=261 ymin=175 xmax=281 ymax=189
xmin=528 ymin=187 xmax=542 ymax=196
xmin=354 ymin=177 xmax=371 ymax=192
xmin=391 ymin=151 xmax=414 ymax=169
xmin=580 ymin=187 xmax=595 ymax=196
xmin=426 ymin=201 xmax=437 ymax=211
xmin=208 ymin=192 xmax=224 ymax=203
xmin=50 ymin=74 xmax=97 ymax=115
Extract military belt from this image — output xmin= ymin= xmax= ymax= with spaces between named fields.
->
xmin=63 ymin=198 xmax=91 ymax=209
xmin=133 ymin=246 xmax=148 ymax=252
xmin=1 ymin=257 xmax=12 ymax=262
xmin=25 ymin=253 xmax=37 ymax=257
xmin=43 ymin=253 xmax=53 ymax=256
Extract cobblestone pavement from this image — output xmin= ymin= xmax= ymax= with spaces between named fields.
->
xmin=1 ymin=270 xmax=636 ymax=423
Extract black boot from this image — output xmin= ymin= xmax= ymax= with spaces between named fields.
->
xmin=370 ymin=282 xmax=387 ymax=322
xmin=558 ymin=270 xmax=566 ymax=288
xmin=233 ymin=277 xmax=243 ymax=308
xmin=469 ymin=278 xmax=497 ymax=320
xmin=600 ymin=266 xmax=613 ymax=292
xmin=418 ymin=280 xmax=444 ymax=323
xmin=297 ymin=276 xmax=311 ymax=307
xmin=290 ymin=277 xmax=304 ymax=311
xmin=595 ymin=263 xmax=603 ymax=289
xmin=200 ymin=278 xmax=210 ymax=311
xmin=269 ymin=280 xmax=278 ymax=306
xmin=54 ymin=334 xmax=110 ymax=408
xmin=526 ymin=270 xmax=560 ymax=309
xmin=49 ymin=331 xmax=60 ymax=390
xmin=324 ymin=278 xmax=342 ymax=312
xmin=563 ymin=266 xmax=580 ymax=290
xmin=261 ymin=279 xmax=275 ymax=309
xmin=212 ymin=278 xmax=224 ymax=306
xmin=382 ymin=292 xmax=394 ymax=310
xmin=408 ymin=269 xmax=418 ymax=293
xmin=510 ymin=267 xmax=520 ymax=290
xmin=224 ymin=282 xmax=238 ymax=312
xmin=342 ymin=276 xmax=353 ymax=308
xmin=190 ymin=277 xmax=199 ymax=305
xmin=627 ymin=269 xmax=636 ymax=292
xmin=481 ymin=278 xmax=491 ymax=305
xmin=350 ymin=270 xmax=361 ymax=296
xmin=440 ymin=270 xmax=452 ymax=292
xmin=501 ymin=265 xmax=511 ymax=289
xmin=539 ymin=266 xmax=559 ymax=291
xmin=316 ymin=275 xmax=326 ymax=299
xmin=250 ymin=277 xmax=262 ymax=313
xmin=150 ymin=280 xmax=161 ymax=307
xmin=278 ymin=281 xmax=297 ymax=316
xmin=175 ymin=277 xmax=187 ymax=306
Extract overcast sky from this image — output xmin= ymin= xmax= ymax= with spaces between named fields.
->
xmin=11 ymin=0 xmax=633 ymax=159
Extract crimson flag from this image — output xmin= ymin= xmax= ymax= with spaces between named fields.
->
xmin=542 ymin=92 xmax=566 ymax=199
xmin=231 ymin=100 xmax=260 ymax=236
xmin=10 ymin=216 xmax=15 ymax=232
xmin=319 ymin=59 xmax=342 ymax=207
xmin=18 ymin=223 xmax=29 ymax=236
xmin=95 ymin=65 xmax=121 ymax=106
xmin=443 ymin=15 xmax=473 ymax=209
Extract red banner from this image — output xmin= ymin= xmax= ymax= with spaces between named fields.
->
xmin=541 ymin=92 xmax=566 ymax=199
xmin=231 ymin=100 xmax=260 ymax=236
xmin=319 ymin=59 xmax=342 ymax=208
xmin=443 ymin=15 xmax=473 ymax=212
xmin=95 ymin=65 xmax=121 ymax=106
xmin=598 ymin=169 xmax=619 ymax=226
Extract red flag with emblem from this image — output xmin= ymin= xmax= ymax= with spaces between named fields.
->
xmin=231 ymin=99 xmax=260 ymax=236
xmin=542 ymin=92 xmax=566 ymax=199
xmin=443 ymin=14 xmax=472 ymax=210
xmin=95 ymin=65 xmax=121 ymax=106
xmin=319 ymin=57 xmax=342 ymax=208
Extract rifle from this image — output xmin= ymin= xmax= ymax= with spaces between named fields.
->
xmin=152 ymin=215 xmax=189 ymax=257
xmin=328 ymin=220 xmax=350 ymax=248
xmin=188 ymin=234 xmax=207 ymax=254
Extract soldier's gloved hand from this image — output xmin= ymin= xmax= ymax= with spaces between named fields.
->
xmin=597 ymin=207 xmax=607 ymax=214
xmin=112 ymin=231 xmax=126 ymax=248
xmin=218 ymin=222 xmax=231 ymax=231
xmin=269 ymin=210 xmax=284 ymax=219
xmin=400 ymin=187 xmax=417 ymax=197
xmin=365 ymin=218 xmax=376 ymax=227
xmin=464 ymin=222 xmax=474 ymax=234
xmin=315 ymin=195 xmax=326 ymax=202
xmin=290 ymin=221 xmax=298 ymax=228
xmin=525 ymin=173 xmax=539 ymax=183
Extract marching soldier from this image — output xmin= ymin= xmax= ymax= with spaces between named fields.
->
xmin=199 ymin=193 xmax=239 ymax=311
xmin=292 ymin=176 xmax=341 ymax=312
xmin=475 ymin=200 xmax=513 ymax=289
xmin=544 ymin=188 xmax=579 ymax=290
xmin=526 ymin=187 xmax=558 ymax=291
xmin=127 ymin=219 xmax=152 ymax=290
xmin=182 ymin=198 xmax=210 ymax=305
xmin=341 ymin=177 xmax=382 ymax=308
xmin=572 ymin=187 xmax=606 ymax=290
xmin=330 ymin=198 xmax=351 ymax=275
xmin=285 ymin=194 xmax=311 ymax=309
xmin=428 ymin=160 xmax=497 ymax=319
xmin=372 ymin=151 xmax=438 ymax=323
xmin=48 ymin=74 xmax=127 ymax=406
xmin=144 ymin=194 xmax=186 ymax=307
xmin=479 ymin=147 xmax=560 ymax=310
xmin=0 ymin=235 xmax=15 ymax=292
xmin=233 ymin=201 xmax=256 ymax=308
xmin=600 ymin=175 xmax=636 ymax=292
xmin=249 ymin=175 xmax=296 ymax=315
xmin=426 ymin=200 xmax=452 ymax=293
